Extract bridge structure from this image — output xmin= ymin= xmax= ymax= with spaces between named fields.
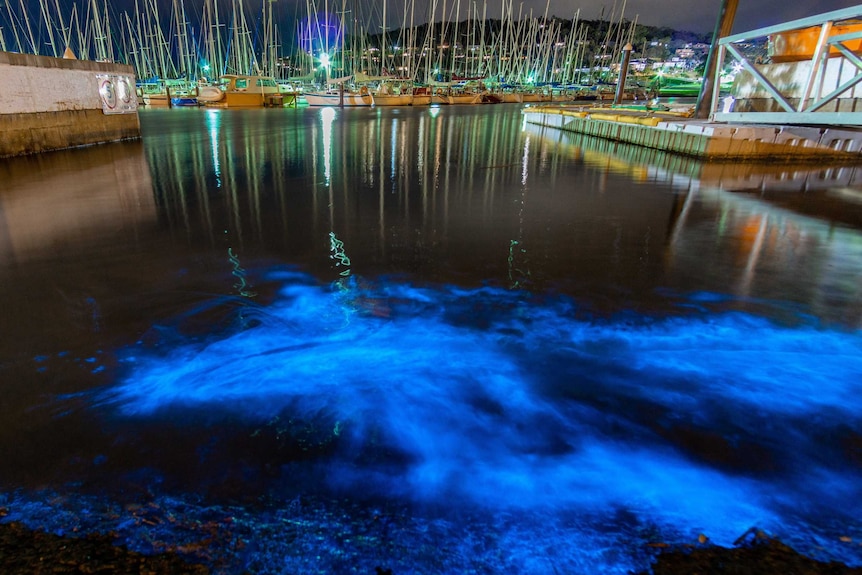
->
xmin=707 ymin=5 xmax=862 ymax=126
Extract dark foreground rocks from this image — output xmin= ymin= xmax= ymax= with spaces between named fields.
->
xmin=0 ymin=521 xmax=210 ymax=574
xmin=637 ymin=529 xmax=862 ymax=575
xmin=2 ymin=519 xmax=861 ymax=575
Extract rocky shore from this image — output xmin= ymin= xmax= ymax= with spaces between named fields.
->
xmin=2 ymin=519 xmax=861 ymax=575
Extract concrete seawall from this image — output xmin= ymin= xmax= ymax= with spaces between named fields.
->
xmin=0 ymin=52 xmax=140 ymax=158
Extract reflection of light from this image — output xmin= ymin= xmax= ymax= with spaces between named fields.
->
xmin=417 ymin=116 xmax=425 ymax=171
xmin=321 ymin=107 xmax=335 ymax=186
xmin=390 ymin=119 xmax=398 ymax=180
xmin=429 ymin=106 xmax=440 ymax=118
xmin=206 ymin=109 xmax=222 ymax=187
xmin=521 ymin=137 xmax=530 ymax=185
xmin=329 ymin=232 xmax=351 ymax=277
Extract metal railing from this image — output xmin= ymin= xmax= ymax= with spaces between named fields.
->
xmin=710 ymin=5 xmax=862 ymax=125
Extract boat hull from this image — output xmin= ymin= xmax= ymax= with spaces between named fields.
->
xmin=304 ymin=92 xmax=374 ymax=107
xmin=196 ymin=86 xmax=225 ymax=104
xmin=170 ymin=96 xmax=199 ymax=107
xmin=372 ymin=94 xmax=413 ymax=106
xmin=431 ymin=92 xmax=482 ymax=105
xmin=141 ymin=93 xmax=169 ymax=107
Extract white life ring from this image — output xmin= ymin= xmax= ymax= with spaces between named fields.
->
xmin=99 ymin=79 xmax=117 ymax=109
xmin=117 ymin=77 xmax=132 ymax=104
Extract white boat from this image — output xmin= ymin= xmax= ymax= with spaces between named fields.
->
xmin=197 ymin=74 xmax=287 ymax=107
xmin=304 ymin=87 xmax=374 ymax=107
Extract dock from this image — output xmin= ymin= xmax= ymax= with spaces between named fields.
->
xmin=523 ymin=6 xmax=862 ymax=164
xmin=521 ymin=105 xmax=862 ymax=163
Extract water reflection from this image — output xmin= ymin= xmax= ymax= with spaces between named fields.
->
xmin=523 ymin=122 xmax=862 ymax=326
xmin=0 ymin=142 xmax=155 ymax=265
xmin=135 ymin=107 xmax=862 ymax=328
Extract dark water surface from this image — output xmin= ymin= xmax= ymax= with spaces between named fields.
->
xmin=1 ymin=104 xmax=861 ymax=573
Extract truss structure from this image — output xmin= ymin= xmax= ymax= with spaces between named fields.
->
xmin=710 ymin=6 xmax=862 ymax=125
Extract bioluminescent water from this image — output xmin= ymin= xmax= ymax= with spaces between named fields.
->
xmin=96 ymin=271 xmax=862 ymax=565
xmin=1 ymin=105 xmax=861 ymax=574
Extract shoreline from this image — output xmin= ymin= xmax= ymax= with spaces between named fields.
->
xmin=2 ymin=498 xmax=861 ymax=575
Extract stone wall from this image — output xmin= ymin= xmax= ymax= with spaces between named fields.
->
xmin=0 ymin=52 xmax=140 ymax=157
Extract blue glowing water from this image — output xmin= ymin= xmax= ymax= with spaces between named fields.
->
xmin=98 ymin=268 xmax=862 ymax=571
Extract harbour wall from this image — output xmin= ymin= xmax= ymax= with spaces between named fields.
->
xmin=0 ymin=51 xmax=140 ymax=158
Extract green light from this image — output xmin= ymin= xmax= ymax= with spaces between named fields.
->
xmin=228 ymin=247 xmax=256 ymax=298
xmin=329 ymin=232 xmax=351 ymax=277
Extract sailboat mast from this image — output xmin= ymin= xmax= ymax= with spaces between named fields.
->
xmin=3 ymin=0 xmax=23 ymax=53
xmin=38 ymin=0 xmax=58 ymax=57
xmin=53 ymin=0 xmax=72 ymax=53
xmin=212 ymin=0 xmax=225 ymax=76
xmin=19 ymin=0 xmax=37 ymax=54
xmin=104 ymin=0 xmax=115 ymax=61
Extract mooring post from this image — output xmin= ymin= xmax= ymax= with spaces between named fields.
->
xmin=613 ymin=43 xmax=633 ymax=106
xmin=695 ymin=0 xmax=739 ymax=119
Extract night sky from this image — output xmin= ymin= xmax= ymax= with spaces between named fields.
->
xmin=274 ymin=0 xmax=859 ymax=40
xmin=441 ymin=0 xmax=860 ymax=35
xmin=620 ymin=0 xmax=858 ymax=34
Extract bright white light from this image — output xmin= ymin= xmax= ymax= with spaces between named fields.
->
xmin=320 ymin=53 xmax=331 ymax=69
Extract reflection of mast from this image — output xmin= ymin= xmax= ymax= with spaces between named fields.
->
xmin=666 ymin=185 xmax=695 ymax=251
xmin=509 ymin=133 xmax=531 ymax=289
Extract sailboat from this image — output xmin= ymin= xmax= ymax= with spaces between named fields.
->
xmin=303 ymin=76 xmax=375 ymax=106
